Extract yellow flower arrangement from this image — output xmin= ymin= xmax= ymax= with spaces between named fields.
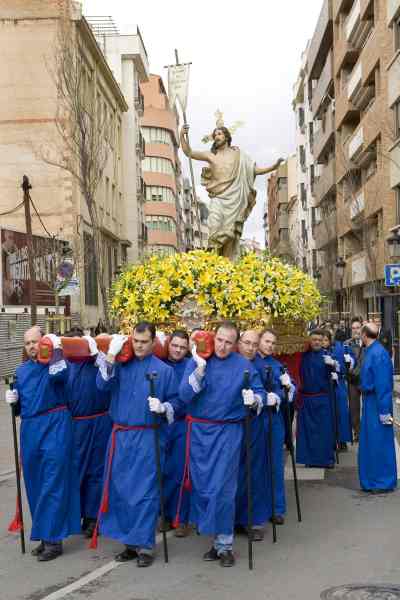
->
xmin=111 ymin=250 xmax=321 ymax=334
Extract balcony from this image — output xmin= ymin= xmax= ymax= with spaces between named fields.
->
xmin=350 ymin=190 xmax=365 ymax=220
xmin=278 ymin=213 xmax=289 ymax=229
xmin=314 ymin=158 xmax=336 ymax=204
xmin=307 ymin=0 xmax=333 ymax=79
xmin=333 ymin=0 xmax=353 ymax=21
xmin=311 ymin=50 xmax=334 ymax=117
xmin=313 ymin=211 xmax=337 ymax=248
xmin=348 ymin=126 xmax=364 ymax=160
xmin=313 ymin=103 xmax=335 ymax=162
xmin=345 ymin=0 xmax=372 ymax=48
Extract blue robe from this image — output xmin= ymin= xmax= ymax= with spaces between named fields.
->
xmin=163 ymin=357 xmax=190 ymax=524
xmin=14 ymin=359 xmax=81 ymax=542
xmin=254 ymin=354 xmax=286 ymax=517
xmin=296 ymin=349 xmax=335 ymax=467
xmin=67 ymin=360 xmax=112 ymax=521
xmin=359 ymin=341 xmax=397 ymax=491
xmin=330 ymin=342 xmax=353 ymax=443
xmin=179 ymin=352 xmax=265 ymax=536
xmin=96 ymin=354 xmax=179 ymax=549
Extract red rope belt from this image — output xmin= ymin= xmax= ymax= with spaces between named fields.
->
xmin=90 ymin=421 xmax=158 ymax=549
xmin=73 ymin=411 xmax=108 ymax=421
xmin=173 ymin=415 xmax=242 ymax=528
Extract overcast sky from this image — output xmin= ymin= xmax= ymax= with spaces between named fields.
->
xmin=82 ymin=0 xmax=323 ymax=245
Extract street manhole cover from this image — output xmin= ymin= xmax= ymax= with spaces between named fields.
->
xmin=321 ymin=585 xmax=400 ymax=599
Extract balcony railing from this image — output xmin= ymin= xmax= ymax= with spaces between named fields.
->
xmin=350 ymin=190 xmax=365 ymax=220
xmin=311 ymin=50 xmax=333 ymax=117
xmin=348 ymin=126 xmax=364 ymax=160
xmin=307 ymin=0 xmax=333 ymax=78
xmin=314 ymin=158 xmax=336 ymax=204
xmin=313 ymin=103 xmax=335 ymax=161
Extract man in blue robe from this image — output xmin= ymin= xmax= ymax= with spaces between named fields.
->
xmin=95 ymin=321 xmax=179 ymax=567
xmin=179 ymin=321 xmax=265 ymax=567
xmin=358 ymin=322 xmax=397 ymax=493
xmin=321 ymin=330 xmax=354 ymax=451
xmin=66 ymin=334 xmax=112 ymax=538
xmin=296 ymin=329 xmax=336 ymax=468
xmin=6 ymin=327 xmax=80 ymax=561
xmin=254 ymin=329 xmax=295 ymax=526
xmin=235 ymin=329 xmax=268 ymax=541
xmin=162 ymin=330 xmax=190 ymax=537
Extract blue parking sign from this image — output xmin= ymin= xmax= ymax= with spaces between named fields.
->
xmin=385 ymin=264 xmax=400 ymax=287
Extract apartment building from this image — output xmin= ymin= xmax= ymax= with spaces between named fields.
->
xmin=86 ymin=17 xmax=149 ymax=263
xmin=267 ymin=160 xmax=292 ymax=261
xmin=387 ymin=1 xmax=400 ymax=211
xmin=333 ymin=0 xmax=396 ymax=319
xmin=180 ymin=178 xmax=208 ymax=251
xmin=307 ymin=0 xmax=338 ymax=302
xmin=0 ymin=1 xmax=130 ymax=329
xmin=140 ymin=74 xmax=184 ymax=255
xmin=292 ymin=43 xmax=317 ymax=276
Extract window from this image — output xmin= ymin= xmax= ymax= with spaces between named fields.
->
xmin=147 ymin=245 xmax=176 ymax=256
xmin=142 ymin=156 xmax=174 ymax=176
xmin=145 ymin=215 xmax=176 ymax=232
xmin=279 ymin=229 xmax=289 ymax=242
xmin=105 ymin=177 xmax=110 ymax=214
xmin=298 ymin=107 xmax=305 ymax=129
xmin=394 ymin=100 xmax=400 ymax=139
xmin=141 ymin=127 xmax=173 ymax=146
xmin=112 ymin=184 xmax=116 ymax=219
xmin=396 ymin=187 xmax=400 ymax=225
xmin=310 ymin=165 xmax=315 ymax=194
xmin=145 ymin=186 xmax=175 ymax=203
xmin=394 ymin=16 xmax=400 ymax=51
xmin=299 ymin=146 xmax=306 ymax=171
xmin=84 ymin=233 xmax=98 ymax=306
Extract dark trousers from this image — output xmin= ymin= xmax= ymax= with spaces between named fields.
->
xmin=348 ymin=384 xmax=361 ymax=436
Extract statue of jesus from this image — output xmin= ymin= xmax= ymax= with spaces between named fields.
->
xmin=180 ymin=122 xmax=283 ymax=259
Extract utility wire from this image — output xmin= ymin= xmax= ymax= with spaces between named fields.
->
xmin=0 ymin=200 xmax=25 ymax=217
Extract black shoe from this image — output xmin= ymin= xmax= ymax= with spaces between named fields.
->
xmin=251 ymin=529 xmax=264 ymax=541
xmin=339 ymin=442 xmax=348 ymax=452
xmin=270 ymin=515 xmax=285 ymax=525
xmin=31 ymin=541 xmax=45 ymax=556
xmin=234 ymin=524 xmax=248 ymax=535
xmin=203 ymin=547 xmax=219 ymax=561
xmin=137 ymin=553 xmax=154 ymax=567
xmin=219 ymin=550 xmax=235 ymax=567
xmin=84 ymin=520 xmax=97 ymax=539
xmin=115 ymin=547 xmax=138 ymax=562
xmin=37 ymin=543 xmax=63 ymax=562
xmin=369 ymin=489 xmax=393 ymax=495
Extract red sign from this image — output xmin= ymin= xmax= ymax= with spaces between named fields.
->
xmin=1 ymin=228 xmax=65 ymax=306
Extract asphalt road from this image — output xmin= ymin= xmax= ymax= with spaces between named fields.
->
xmin=2 ymin=444 xmax=400 ymax=600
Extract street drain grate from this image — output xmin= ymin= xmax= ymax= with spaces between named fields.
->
xmin=321 ymin=585 xmax=400 ymax=599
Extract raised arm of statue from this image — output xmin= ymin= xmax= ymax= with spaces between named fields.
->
xmin=180 ymin=125 xmax=213 ymax=163
xmin=254 ymin=157 xmax=285 ymax=177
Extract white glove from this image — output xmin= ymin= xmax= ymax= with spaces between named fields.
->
xmin=148 ymin=396 xmax=166 ymax=414
xmin=344 ymin=353 xmax=352 ymax=364
xmin=242 ymin=389 xmax=256 ymax=406
xmin=331 ymin=372 xmax=339 ymax=382
xmin=5 ymin=389 xmax=18 ymax=405
xmin=323 ymin=355 xmax=335 ymax=366
xmin=83 ymin=335 xmax=98 ymax=356
xmin=267 ymin=392 xmax=280 ymax=407
xmin=192 ymin=344 xmax=206 ymax=376
xmin=280 ymin=373 xmax=291 ymax=388
xmin=44 ymin=333 xmax=62 ymax=349
xmin=380 ymin=414 xmax=393 ymax=425
xmin=108 ymin=334 xmax=128 ymax=357
xmin=334 ymin=360 xmax=340 ymax=372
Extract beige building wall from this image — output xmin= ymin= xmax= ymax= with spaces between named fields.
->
xmin=0 ymin=1 xmax=130 ymax=328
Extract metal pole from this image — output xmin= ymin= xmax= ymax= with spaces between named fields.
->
xmin=146 ymin=372 xmax=169 ymax=563
xmin=243 ymin=370 xmax=254 ymax=570
xmin=265 ymin=367 xmax=277 ymax=544
xmin=22 ymin=176 xmax=37 ymax=325
xmin=173 ymin=50 xmax=203 ymax=249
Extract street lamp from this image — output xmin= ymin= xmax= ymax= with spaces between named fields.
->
xmin=387 ymin=231 xmax=400 ymax=259
xmin=336 ymin=257 xmax=346 ymax=320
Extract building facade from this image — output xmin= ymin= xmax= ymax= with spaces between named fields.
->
xmin=180 ymin=178 xmax=208 ymax=251
xmin=267 ymin=160 xmax=292 ymax=261
xmin=140 ymin=74 xmax=183 ymax=255
xmin=297 ymin=0 xmax=400 ymax=326
xmin=86 ymin=17 xmax=149 ymax=263
xmin=0 ymin=1 xmax=134 ymax=330
xmin=293 ymin=43 xmax=318 ymax=277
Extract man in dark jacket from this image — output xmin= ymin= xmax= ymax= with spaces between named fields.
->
xmin=344 ymin=317 xmax=364 ymax=441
